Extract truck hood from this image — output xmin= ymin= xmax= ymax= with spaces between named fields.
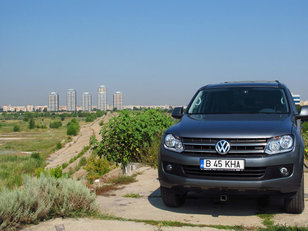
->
xmin=167 ymin=114 xmax=293 ymax=139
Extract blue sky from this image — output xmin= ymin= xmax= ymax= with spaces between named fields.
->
xmin=0 ymin=0 xmax=307 ymax=106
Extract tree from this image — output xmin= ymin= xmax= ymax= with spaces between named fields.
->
xmin=29 ymin=118 xmax=35 ymax=129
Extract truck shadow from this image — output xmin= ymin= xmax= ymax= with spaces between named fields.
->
xmin=148 ymin=188 xmax=284 ymax=216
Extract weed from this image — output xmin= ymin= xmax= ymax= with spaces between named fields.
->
xmin=124 ymin=193 xmax=141 ymax=198
xmin=95 ymin=184 xmax=122 ymax=196
xmin=62 ymin=163 xmax=69 ymax=169
xmin=257 ymin=213 xmax=274 ymax=227
xmin=109 ymin=175 xmax=136 ymax=185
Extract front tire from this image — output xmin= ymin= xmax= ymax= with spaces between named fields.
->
xmin=284 ymin=175 xmax=305 ymax=214
xmin=160 ymin=186 xmax=186 ymax=207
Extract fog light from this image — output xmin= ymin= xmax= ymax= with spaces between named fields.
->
xmin=280 ymin=167 xmax=289 ymax=176
xmin=166 ymin=164 xmax=173 ymax=171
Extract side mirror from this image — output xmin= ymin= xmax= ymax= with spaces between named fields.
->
xmin=172 ymin=107 xmax=184 ymax=119
xmin=296 ymin=106 xmax=308 ymax=121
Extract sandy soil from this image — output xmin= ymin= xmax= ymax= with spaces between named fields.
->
xmin=97 ymin=167 xmax=308 ymax=228
xmin=46 ymin=112 xmax=113 ymax=169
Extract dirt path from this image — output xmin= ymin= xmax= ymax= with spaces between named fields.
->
xmin=46 ymin=112 xmax=113 ymax=169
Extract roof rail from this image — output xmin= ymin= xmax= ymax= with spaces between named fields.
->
xmin=275 ymin=80 xmax=282 ymax=87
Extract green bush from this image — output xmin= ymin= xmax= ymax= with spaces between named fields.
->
xmin=36 ymin=124 xmax=47 ymax=129
xmin=49 ymin=121 xmax=62 ymax=128
xmin=92 ymin=109 xmax=173 ymax=166
xmin=79 ymin=157 xmax=87 ymax=167
xmin=30 ymin=152 xmax=42 ymax=160
xmin=36 ymin=166 xmax=63 ymax=179
xmin=56 ymin=142 xmax=62 ymax=150
xmin=13 ymin=125 xmax=20 ymax=132
xmin=28 ymin=118 xmax=35 ymax=129
xmin=67 ymin=119 xmax=80 ymax=136
xmin=85 ymin=114 xmax=96 ymax=122
xmin=84 ymin=155 xmax=113 ymax=183
xmin=62 ymin=163 xmax=69 ymax=169
xmin=0 ymin=174 xmax=97 ymax=230
xmin=140 ymin=135 xmax=161 ymax=168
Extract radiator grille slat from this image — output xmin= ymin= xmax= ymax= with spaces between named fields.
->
xmin=182 ymin=137 xmax=268 ymax=157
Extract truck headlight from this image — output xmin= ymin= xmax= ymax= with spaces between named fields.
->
xmin=164 ymin=134 xmax=184 ymax=153
xmin=265 ymin=135 xmax=294 ymax=154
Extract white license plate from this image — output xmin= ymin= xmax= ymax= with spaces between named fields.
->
xmin=200 ymin=159 xmax=245 ymax=171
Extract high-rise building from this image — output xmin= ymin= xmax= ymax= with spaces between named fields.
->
xmin=113 ymin=91 xmax=123 ymax=110
xmin=82 ymin=92 xmax=92 ymax=111
xmin=67 ymin=89 xmax=77 ymax=111
xmin=48 ymin=92 xmax=59 ymax=111
xmin=26 ymin=104 xmax=34 ymax=112
xmin=97 ymin=85 xmax=107 ymax=111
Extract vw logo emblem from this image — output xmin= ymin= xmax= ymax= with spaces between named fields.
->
xmin=215 ymin=140 xmax=230 ymax=155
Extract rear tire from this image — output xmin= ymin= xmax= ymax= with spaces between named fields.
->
xmin=160 ymin=186 xmax=186 ymax=207
xmin=284 ymin=175 xmax=305 ymax=214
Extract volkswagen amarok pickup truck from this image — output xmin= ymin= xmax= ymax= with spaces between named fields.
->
xmin=159 ymin=81 xmax=308 ymax=213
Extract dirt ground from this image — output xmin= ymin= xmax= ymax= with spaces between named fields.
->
xmin=24 ymin=166 xmax=308 ymax=231
xmin=22 ymin=218 xmax=228 ymax=231
xmin=97 ymin=167 xmax=308 ymax=228
xmin=46 ymin=112 xmax=112 ymax=169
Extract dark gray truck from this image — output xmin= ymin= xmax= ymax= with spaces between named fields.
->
xmin=159 ymin=81 xmax=308 ymax=213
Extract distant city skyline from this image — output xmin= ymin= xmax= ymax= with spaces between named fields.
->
xmin=1 ymin=1 xmax=307 ymax=106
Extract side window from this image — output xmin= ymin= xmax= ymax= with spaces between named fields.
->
xmin=188 ymin=91 xmax=205 ymax=114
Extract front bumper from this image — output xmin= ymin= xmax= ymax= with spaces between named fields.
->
xmin=159 ymin=147 xmax=303 ymax=194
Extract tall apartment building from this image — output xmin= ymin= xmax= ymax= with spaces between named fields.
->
xmin=82 ymin=92 xmax=92 ymax=111
xmin=67 ymin=89 xmax=77 ymax=111
xmin=26 ymin=104 xmax=34 ymax=112
xmin=97 ymin=85 xmax=107 ymax=111
xmin=48 ymin=92 xmax=59 ymax=111
xmin=113 ymin=91 xmax=123 ymax=110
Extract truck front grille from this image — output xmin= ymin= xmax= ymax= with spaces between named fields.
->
xmin=182 ymin=137 xmax=268 ymax=157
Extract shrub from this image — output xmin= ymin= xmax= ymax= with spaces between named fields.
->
xmin=28 ymin=118 xmax=35 ymax=129
xmin=62 ymin=163 xmax=69 ymax=169
xmin=79 ymin=157 xmax=87 ymax=167
xmin=0 ymin=174 xmax=97 ymax=230
xmin=36 ymin=166 xmax=63 ymax=179
xmin=140 ymin=135 xmax=161 ymax=168
xmin=13 ymin=125 xmax=20 ymax=132
xmin=67 ymin=136 xmax=72 ymax=142
xmin=84 ymin=155 xmax=113 ymax=183
xmin=67 ymin=119 xmax=80 ymax=136
xmin=92 ymin=109 xmax=173 ymax=166
xmin=30 ymin=152 xmax=42 ymax=160
xmin=85 ymin=114 xmax=96 ymax=122
xmin=49 ymin=121 xmax=62 ymax=129
xmin=56 ymin=142 xmax=62 ymax=150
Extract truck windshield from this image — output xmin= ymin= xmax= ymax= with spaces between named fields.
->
xmin=188 ymin=87 xmax=289 ymax=114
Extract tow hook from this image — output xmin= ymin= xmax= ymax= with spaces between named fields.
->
xmin=220 ymin=194 xmax=228 ymax=202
